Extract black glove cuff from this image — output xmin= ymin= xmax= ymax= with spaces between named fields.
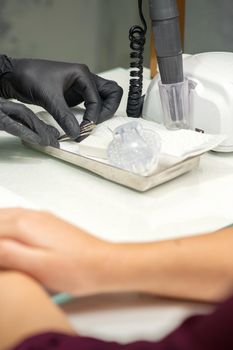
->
xmin=0 ymin=55 xmax=13 ymax=76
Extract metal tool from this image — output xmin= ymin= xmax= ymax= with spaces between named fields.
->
xmin=58 ymin=121 xmax=96 ymax=143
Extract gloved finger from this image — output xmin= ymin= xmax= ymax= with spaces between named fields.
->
xmin=64 ymin=88 xmax=84 ymax=107
xmin=72 ymin=65 xmax=102 ymax=123
xmin=43 ymin=93 xmax=80 ymax=139
xmin=0 ymin=112 xmax=42 ymax=144
xmin=46 ymin=125 xmax=60 ymax=139
xmin=1 ymin=101 xmax=60 ymax=147
xmin=92 ymin=74 xmax=123 ymax=123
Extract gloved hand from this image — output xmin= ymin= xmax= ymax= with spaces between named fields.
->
xmin=0 ymin=56 xmax=123 ymax=140
xmin=0 ymin=98 xmax=59 ymax=146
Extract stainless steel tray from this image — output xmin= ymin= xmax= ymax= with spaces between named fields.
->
xmin=23 ymin=142 xmax=200 ymax=192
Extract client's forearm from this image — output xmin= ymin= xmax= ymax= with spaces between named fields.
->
xmin=0 ymin=209 xmax=232 ymax=304
xmin=101 ymin=228 xmax=233 ymax=302
xmin=0 ymin=271 xmax=74 ymax=350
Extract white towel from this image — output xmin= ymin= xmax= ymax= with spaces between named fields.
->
xmin=37 ymin=109 xmax=226 ymax=175
xmin=61 ymin=116 xmax=225 ymax=168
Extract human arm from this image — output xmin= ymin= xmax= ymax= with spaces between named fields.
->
xmin=1 ymin=270 xmax=233 ymax=350
xmin=0 ymin=209 xmax=233 ymax=302
xmin=0 ymin=271 xmax=74 ymax=350
xmin=0 ymin=55 xmax=123 ymax=142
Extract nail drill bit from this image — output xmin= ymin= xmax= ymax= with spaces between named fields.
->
xmin=58 ymin=121 xmax=96 ymax=143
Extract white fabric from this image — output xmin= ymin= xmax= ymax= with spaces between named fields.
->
xmin=60 ymin=116 xmax=226 ymax=174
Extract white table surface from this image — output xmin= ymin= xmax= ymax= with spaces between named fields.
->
xmin=0 ymin=68 xmax=233 ymax=343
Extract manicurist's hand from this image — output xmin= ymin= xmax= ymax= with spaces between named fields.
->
xmin=0 ymin=98 xmax=59 ymax=146
xmin=0 ymin=208 xmax=112 ymax=296
xmin=0 ymin=56 xmax=123 ymax=139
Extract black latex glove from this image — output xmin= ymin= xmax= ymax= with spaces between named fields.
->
xmin=0 ymin=57 xmax=123 ymax=139
xmin=0 ymin=98 xmax=60 ymax=146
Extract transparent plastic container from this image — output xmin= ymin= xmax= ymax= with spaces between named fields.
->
xmin=107 ymin=121 xmax=161 ymax=175
xmin=158 ymin=78 xmax=190 ymax=130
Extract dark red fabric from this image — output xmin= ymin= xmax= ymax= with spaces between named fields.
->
xmin=14 ymin=295 xmax=233 ymax=350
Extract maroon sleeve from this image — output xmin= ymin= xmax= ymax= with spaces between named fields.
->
xmin=14 ymin=295 xmax=233 ymax=350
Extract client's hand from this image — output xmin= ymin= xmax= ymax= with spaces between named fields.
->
xmin=0 ymin=208 xmax=110 ymax=296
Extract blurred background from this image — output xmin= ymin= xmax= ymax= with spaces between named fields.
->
xmin=0 ymin=0 xmax=232 ymax=73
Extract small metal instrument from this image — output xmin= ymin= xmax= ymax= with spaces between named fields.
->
xmin=58 ymin=121 xmax=96 ymax=143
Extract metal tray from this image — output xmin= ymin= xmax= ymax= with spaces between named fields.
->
xmin=23 ymin=142 xmax=200 ymax=192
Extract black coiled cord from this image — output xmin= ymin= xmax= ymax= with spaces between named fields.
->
xmin=126 ymin=0 xmax=147 ymax=118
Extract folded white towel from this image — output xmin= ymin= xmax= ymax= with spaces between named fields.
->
xmin=38 ymin=108 xmax=226 ymax=175
xmin=77 ymin=116 xmax=225 ymax=158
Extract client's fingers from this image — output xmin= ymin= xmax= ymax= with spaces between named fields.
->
xmin=0 ymin=239 xmax=78 ymax=294
xmin=0 ymin=209 xmax=38 ymax=241
xmin=0 ymin=240 xmax=46 ymax=276
xmin=0 ymin=208 xmax=38 ymax=221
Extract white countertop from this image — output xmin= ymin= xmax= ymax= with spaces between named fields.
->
xmin=0 ymin=67 xmax=232 ymax=343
